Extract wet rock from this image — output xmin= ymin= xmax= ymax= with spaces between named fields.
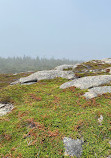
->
xmin=0 ymin=103 xmax=13 ymax=116
xmin=60 ymin=75 xmax=111 ymax=89
xmin=83 ymin=86 xmax=111 ymax=99
xmin=63 ymin=137 xmax=83 ymax=157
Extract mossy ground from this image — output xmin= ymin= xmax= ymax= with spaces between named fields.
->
xmin=0 ymin=72 xmax=33 ymax=89
xmin=0 ymin=73 xmax=111 ymax=158
xmin=74 ymin=60 xmax=111 ymax=78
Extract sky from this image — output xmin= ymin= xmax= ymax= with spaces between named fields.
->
xmin=0 ymin=0 xmax=111 ymax=60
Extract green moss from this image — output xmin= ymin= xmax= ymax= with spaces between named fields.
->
xmin=0 ymin=72 xmax=33 ymax=89
xmin=73 ymin=60 xmax=111 ymax=78
xmin=63 ymin=68 xmax=73 ymax=71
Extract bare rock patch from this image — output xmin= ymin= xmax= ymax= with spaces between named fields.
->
xmin=101 ymin=58 xmax=111 ymax=64
xmin=83 ymin=86 xmax=111 ymax=99
xmin=0 ymin=103 xmax=13 ymax=116
xmin=63 ymin=137 xmax=83 ymax=157
xmin=54 ymin=64 xmax=74 ymax=71
xmin=11 ymin=70 xmax=76 ymax=85
xmin=60 ymin=75 xmax=111 ymax=90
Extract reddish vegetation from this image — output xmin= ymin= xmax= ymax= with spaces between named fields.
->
xmin=53 ymin=96 xmax=60 ymax=104
xmin=102 ymin=93 xmax=111 ymax=99
xmin=48 ymin=130 xmax=59 ymax=137
xmin=0 ymin=72 xmax=33 ymax=89
xmin=106 ymin=68 xmax=110 ymax=73
xmin=11 ymin=147 xmax=16 ymax=151
xmin=69 ymin=86 xmax=76 ymax=92
xmin=29 ymin=94 xmax=42 ymax=101
xmin=1 ymin=132 xmax=12 ymax=144
xmin=18 ymin=111 xmax=29 ymax=118
xmin=22 ymin=118 xmax=59 ymax=146
xmin=4 ymin=134 xmax=12 ymax=141
xmin=26 ymin=118 xmax=44 ymax=129
xmin=76 ymin=112 xmax=85 ymax=116
xmin=2 ymin=153 xmax=23 ymax=158
xmin=73 ymin=120 xmax=84 ymax=131
xmin=1 ymin=70 xmax=111 ymax=157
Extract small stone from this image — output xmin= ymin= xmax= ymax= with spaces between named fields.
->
xmin=63 ymin=137 xmax=83 ymax=157
xmin=98 ymin=115 xmax=103 ymax=124
xmin=0 ymin=103 xmax=13 ymax=116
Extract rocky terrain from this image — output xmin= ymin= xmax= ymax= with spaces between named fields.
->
xmin=0 ymin=58 xmax=111 ymax=157
xmin=11 ymin=58 xmax=111 ymax=100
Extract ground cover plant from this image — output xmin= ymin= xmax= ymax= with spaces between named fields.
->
xmin=74 ymin=60 xmax=111 ymax=78
xmin=0 ymin=72 xmax=33 ymax=89
xmin=0 ymin=72 xmax=111 ymax=158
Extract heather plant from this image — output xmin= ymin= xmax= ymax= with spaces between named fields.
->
xmin=0 ymin=73 xmax=111 ymax=157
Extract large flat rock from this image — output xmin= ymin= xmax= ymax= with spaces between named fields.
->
xmin=83 ymin=86 xmax=111 ymax=99
xmin=11 ymin=70 xmax=75 ymax=85
xmin=60 ymin=75 xmax=111 ymax=89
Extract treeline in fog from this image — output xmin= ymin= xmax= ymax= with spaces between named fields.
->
xmin=0 ymin=56 xmax=82 ymax=74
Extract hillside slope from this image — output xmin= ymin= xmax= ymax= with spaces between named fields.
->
xmin=0 ymin=59 xmax=111 ymax=158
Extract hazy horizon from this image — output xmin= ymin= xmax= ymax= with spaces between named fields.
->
xmin=0 ymin=0 xmax=111 ymax=60
xmin=0 ymin=55 xmax=110 ymax=62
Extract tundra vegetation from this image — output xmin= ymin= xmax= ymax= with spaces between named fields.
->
xmin=0 ymin=59 xmax=111 ymax=158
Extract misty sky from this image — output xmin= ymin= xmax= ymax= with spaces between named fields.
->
xmin=0 ymin=0 xmax=111 ymax=60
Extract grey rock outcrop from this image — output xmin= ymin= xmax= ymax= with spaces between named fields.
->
xmin=0 ymin=103 xmax=13 ymax=116
xmin=63 ymin=137 xmax=83 ymax=157
xmin=83 ymin=86 xmax=111 ymax=99
xmin=101 ymin=58 xmax=111 ymax=64
xmin=54 ymin=64 xmax=81 ymax=71
xmin=11 ymin=70 xmax=76 ymax=85
xmin=60 ymin=75 xmax=111 ymax=89
xmin=54 ymin=64 xmax=74 ymax=71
